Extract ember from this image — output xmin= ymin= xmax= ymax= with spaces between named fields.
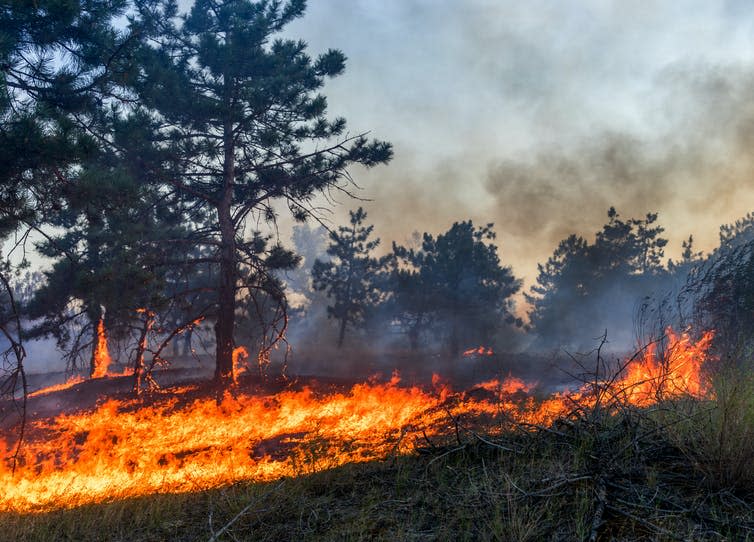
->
xmin=463 ymin=346 xmax=494 ymax=357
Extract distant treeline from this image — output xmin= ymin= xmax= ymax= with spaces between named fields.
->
xmin=287 ymin=207 xmax=754 ymax=357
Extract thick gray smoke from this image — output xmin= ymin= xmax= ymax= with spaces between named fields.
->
xmin=276 ymin=2 xmax=754 ymax=289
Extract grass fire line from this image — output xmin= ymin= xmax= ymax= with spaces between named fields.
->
xmin=0 ymin=328 xmax=713 ymax=513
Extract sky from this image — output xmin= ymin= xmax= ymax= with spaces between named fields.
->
xmin=15 ymin=0 xmax=754 ymax=301
xmin=270 ymin=0 xmax=754 ymax=294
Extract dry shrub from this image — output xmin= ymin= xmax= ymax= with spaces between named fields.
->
xmin=664 ymin=364 xmax=754 ymax=492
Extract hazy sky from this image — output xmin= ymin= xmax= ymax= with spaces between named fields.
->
xmin=271 ymin=0 xmax=754 ymax=291
xmin=19 ymin=1 xmax=754 ymax=298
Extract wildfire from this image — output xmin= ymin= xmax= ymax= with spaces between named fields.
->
xmin=0 ymin=328 xmax=714 ymax=513
xmin=617 ymin=329 xmax=714 ymax=406
xmin=90 ymin=318 xmax=112 ymax=379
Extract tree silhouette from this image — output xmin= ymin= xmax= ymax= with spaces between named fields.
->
xmin=686 ymin=213 xmax=754 ymax=358
xmin=392 ymin=221 xmax=521 ymax=355
xmin=312 ymin=208 xmax=384 ymax=348
xmin=528 ymin=208 xmax=669 ymax=349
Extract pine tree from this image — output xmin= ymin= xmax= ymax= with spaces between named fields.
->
xmin=527 ymin=208 xmax=670 ymax=348
xmin=0 ymin=0 xmax=135 ymax=236
xmin=0 ymin=1 xmax=136 ymax=393
xmin=392 ymin=221 xmax=521 ymax=354
xmin=312 ymin=208 xmax=384 ymax=348
xmin=26 ymin=158 xmax=191 ymax=376
xmin=126 ymin=0 xmax=392 ymax=383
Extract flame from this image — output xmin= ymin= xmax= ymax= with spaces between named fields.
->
xmin=232 ymin=346 xmax=249 ymax=380
xmin=28 ymin=376 xmax=85 ymax=398
xmin=617 ymin=328 xmax=714 ymax=406
xmin=0 ymin=327 xmax=714 ymax=513
xmin=90 ymin=318 xmax=112 ymax=379
xmin=463 ymin=346 xmax=494 ymax=357
xmin=475 ymin=376 xmax=532 ymax=395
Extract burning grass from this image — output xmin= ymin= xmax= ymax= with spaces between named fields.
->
xmin=4 ymin=386 xmax=754 ymax=541
xmin=3 ymin=328 xmax=754 ymax=540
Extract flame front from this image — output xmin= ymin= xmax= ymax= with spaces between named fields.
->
xmin=28 ymin=376 xmax=85 ymax=398
xmin=0 ymin=328 xmax=714 ymax=513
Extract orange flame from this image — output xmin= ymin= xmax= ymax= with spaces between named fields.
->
xmin=476 ymin=376 xmax=532 ymax=395
xmin=0 ymin=327 xmax=714 ymax=513
xmin=90 ymin=318 xmax=112 ymax=379
xmin=617 ymin=328 xmax=714 ymax=406
xmin=463 ymin=346 xmax=494 ymax=357
xmin=232 ymin=345 xmax=249 ymax=381
xmin=28 ymin=376 xmax=85 ymax=398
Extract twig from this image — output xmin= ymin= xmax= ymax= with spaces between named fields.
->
xmin=207 ymin=480 xmax=286 ymax=542
xmin=606 ymin=504 xmax=685 ymax=541
xmin=589 ymin=476 xmax=607 ymax=542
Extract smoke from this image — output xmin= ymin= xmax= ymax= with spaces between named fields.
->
xmin=16 ymin=1 xmax=754 ymax=374
xmin=274 ymin=2 xmax=754 ymax=289
xmin=280 ymin=55 xmax=754 ymax=354
xmin=483 ymin=63 xmax=754 ymax=281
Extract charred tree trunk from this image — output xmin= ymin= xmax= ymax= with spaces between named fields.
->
xmin=215 ymin=226 xmax=236 ymax=382
xmin=337 ymin=318 xmax=347 ymax=348
xmin=182 ymin=328 xmax=193 ymax=356
xmin=214 ymin=114 xmax=237 ymax=385
xmin=133 ymin=309 xmax=154 ymax=395
xmin=89 ymin=319 xmax=100 ymax=377
xmin=85 ymin=210 xmax=105 ymax=378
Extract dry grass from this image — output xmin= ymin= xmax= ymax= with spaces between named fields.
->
xmin=661 ymin=365 xmax=754 ymax=491
xmin=4 ymin=365 xmax=754 ymax=541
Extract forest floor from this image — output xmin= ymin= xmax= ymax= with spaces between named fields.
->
xmin=4 ymin=353 xmax=754 ymax=541
xmin=4 ymin=395 xmax=754 ymax=542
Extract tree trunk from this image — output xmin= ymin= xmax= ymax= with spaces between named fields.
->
xmin=337 ymin=318 xmax=347 ymax=348
xmin=215 ymin=115 xmax=236 ymax=385
xmin=89 ymin=321 xmax=99 ymax=377
xmin=133 ymin=310 xmax=154 ymax=395
xmin=182 ymin=328 xmax=192 ymax=356
xmin=85 ymin=210 xmax=105 ymax=378
xmin=214 ymin=225 xmax=236 ymax=382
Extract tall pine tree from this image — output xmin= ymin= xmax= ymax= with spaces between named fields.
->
xmin=128 ymin=0 xmax=392 ymax=383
